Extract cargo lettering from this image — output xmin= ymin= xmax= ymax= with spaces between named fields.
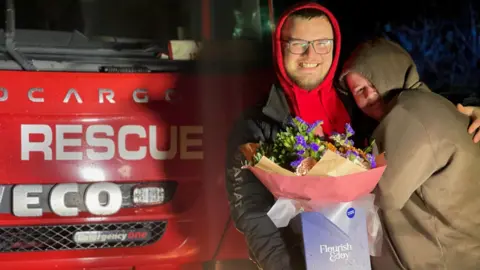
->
xmin=20 ymin=124 xmax=203 ymax=161
xmin=0 ymin=87 xmax=175 ymax=104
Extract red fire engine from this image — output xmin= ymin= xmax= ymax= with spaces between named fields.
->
xmin=0 ymin=0 xmax=284 ymax=269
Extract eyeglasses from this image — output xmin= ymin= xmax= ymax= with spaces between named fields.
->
xmin=282 ymin=39 xmax=333 ymax=55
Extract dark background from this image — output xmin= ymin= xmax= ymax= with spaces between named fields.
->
xmin=277 ymin=0 xmax=480 ymax=95
xmin=216 ymin=0 xmax=480 ymax=104
xmin=1 ymin=0 xmax=478 ymax=104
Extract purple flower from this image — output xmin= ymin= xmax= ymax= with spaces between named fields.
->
xmin=346 ymin=139 xmax=354 ymax=146
xmin=295 ymin=135 xmax=307 ymax=148
xmin=346 ymin=150 xmax=360 ymax=159
xmin=287 ymin=117 xmax=295 ymax=126
xmin=309 ymin=143 xmax=320 ymax=152
xmin=366 ymin=153 xmax=376 ymax=168
xmin=290 ymin=157 xmax=303 ymax=168
xmin=307 ymin=120 xmax=323 ymax=133
xmin=295 ymin=117 xmax=308 ymax=126
xmin=345 ymin=123 xmax=355 ymax=136
xmin=296 ymin=149 xmax=305 ymax=155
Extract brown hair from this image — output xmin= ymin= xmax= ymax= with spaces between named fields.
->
xmin=288 ymin=8 xmax=327 ymax=20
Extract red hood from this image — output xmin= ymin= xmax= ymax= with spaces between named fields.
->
xmin=273 ymin=2 xmax=349 ymax=135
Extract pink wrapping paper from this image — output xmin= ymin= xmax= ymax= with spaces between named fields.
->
xmin=242 ymin=148 xmax=387 ymax=256
xmin=249 ymin=165 xmax=385 ymax=203
xmin=243 ymin=150 xmax=386 ymax=206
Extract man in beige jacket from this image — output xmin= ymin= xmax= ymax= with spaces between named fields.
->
xmin=340 ymin=38 xmax=480 ymax=269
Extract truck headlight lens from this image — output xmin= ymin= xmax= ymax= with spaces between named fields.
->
xmin=133 ymin=186 xmax=165 ymax=205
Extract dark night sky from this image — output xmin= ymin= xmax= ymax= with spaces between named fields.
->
xmin=0 ymin=0 xmax=477 ymax=92
xmin=274 ymin=0 xmax=479 ymax=53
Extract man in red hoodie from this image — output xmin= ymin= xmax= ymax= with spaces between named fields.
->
xmin=225 ymin=2 xmax=353 ymax=270
xmin=225 ymin=2 xmax=480 ymax=270
xmin=273 ymin=2 xmax=350 ymax=134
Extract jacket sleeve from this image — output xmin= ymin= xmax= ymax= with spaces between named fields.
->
xmin=374 ymin=106 xmax=452 ymax=210
xmin=225 ymin=115 xmax=295 ymax=270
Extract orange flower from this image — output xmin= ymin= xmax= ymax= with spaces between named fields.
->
xmin=341 ymin=144 xmax=369 ymax=160
xmin=326 ymin=142 xmax=338 ymax=152
xmin=239 ymin=143 xmax=260 ymax=163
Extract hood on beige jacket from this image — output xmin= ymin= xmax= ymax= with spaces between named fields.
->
xmin=339 ymin=38 xmax=480 ymax=270
xmin=339 ymin=38 xmax=431 ymax=96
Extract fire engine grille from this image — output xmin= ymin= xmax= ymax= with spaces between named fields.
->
xmin=0 ymin=221 xmax=167 ymax=253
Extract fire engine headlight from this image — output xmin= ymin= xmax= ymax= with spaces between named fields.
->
xmin=132 ymin=181 xmax=177 ymax=206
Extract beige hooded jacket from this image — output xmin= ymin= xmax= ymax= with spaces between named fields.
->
xmin=340 ymin=38 xmax=480 ymax=270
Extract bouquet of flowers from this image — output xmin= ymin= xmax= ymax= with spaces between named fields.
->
xmin=240 ymin=117 xmax=385 ymax=201
xmin=240 ymin=117 xmax=386 ymax=269
xmin=251 ymin=117 xmax=377 ymax=174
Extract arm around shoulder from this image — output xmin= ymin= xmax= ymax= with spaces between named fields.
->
xmin=374 ymin=106 xmax=452 ymax=210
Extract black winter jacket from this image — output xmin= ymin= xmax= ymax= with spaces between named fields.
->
xmin=224 ymin=84 xmax=371 ymax=270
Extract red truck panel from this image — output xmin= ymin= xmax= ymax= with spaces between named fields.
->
xmin=0 ymin=70 xmax=272 ymax=269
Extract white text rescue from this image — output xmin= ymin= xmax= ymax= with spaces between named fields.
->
xmin=21 ymin=124 xmax=203 ymax=161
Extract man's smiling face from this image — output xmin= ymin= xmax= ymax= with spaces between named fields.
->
xmin=281 ymin=16 xmax=334 ymax=91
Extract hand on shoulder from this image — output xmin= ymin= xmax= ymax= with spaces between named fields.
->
xmin=457 ymin=104 xmax=480 ymax=143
